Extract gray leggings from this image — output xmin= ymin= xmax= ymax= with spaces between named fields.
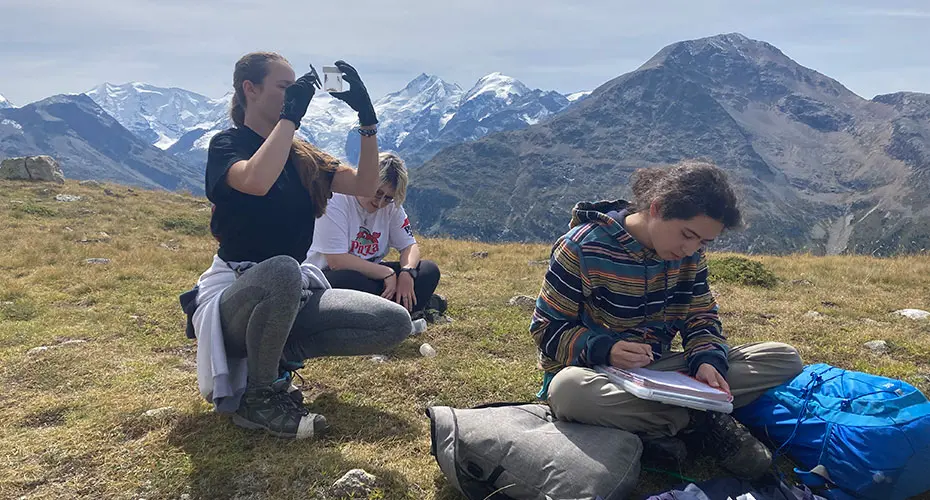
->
xmin=219 ymin=255 xmax=412 ymax=387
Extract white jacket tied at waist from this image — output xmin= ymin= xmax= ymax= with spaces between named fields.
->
xmin=192 ymin=254 xmax=330 ymax=412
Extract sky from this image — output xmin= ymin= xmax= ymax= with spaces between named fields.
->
xmin=1 ymin=0 xmax=929 ymax=105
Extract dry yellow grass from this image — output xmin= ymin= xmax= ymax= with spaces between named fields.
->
xmin=1 ymin=180 xmax=928 ymax=499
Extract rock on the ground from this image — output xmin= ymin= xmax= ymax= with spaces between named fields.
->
xmin=369 ymin=355 xmax=389 ymax=363
xmin=27 ymin=339 xmax=87 ymax=355
xmin=331 ymin=469 xmax=378 ymax=498
xmin=142 ymin=407 xmax=176 ymax=418
xmin=55 ymin=194 xmax=82 ymax=202
xmin=0 ymin=156 xmax=65 ymax=183
xmin=508 ymin=295 xmax=536 ymax=308
xmin=863 ymin=340 xmax=890 ymax=355
xmin=85 ymin=258 xmax=111 ymax=265
xmin=803 ymin=310 xmax=824 ymax=320
xmin=893 ymin=309 xmax=930 ymax=320
xmin=471 ymin=251 xmax=489 ymax=258
xmin=419 ymin=343 xmax=437 ymax=358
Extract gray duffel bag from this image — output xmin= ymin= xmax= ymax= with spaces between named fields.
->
xmin=426 ymin=403 xmax=642 ymax=500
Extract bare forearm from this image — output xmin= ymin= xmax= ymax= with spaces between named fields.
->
xmin=235 ymin=120 xmax=296 ymax=195
xmin=354 ymin=127 xmax=380 ymax=195
xmin=399 ymin=244 xmax=421 ymax=269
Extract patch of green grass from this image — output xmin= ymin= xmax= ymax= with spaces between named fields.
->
xmin=709 ymin=255 xmax=778 ymax=287
xmin=1 ymin=299 xmax=39 ymax=321
xmin=15 ymin=203 xmax=57 ymax=217
xmin=160 ymin=216 xmax=209 ymax=236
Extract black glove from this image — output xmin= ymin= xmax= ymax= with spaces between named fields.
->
xmin=329 ymin=60 xmax=378 ymax=126
xmin=280 ymin=65 xmax=321 ymax=129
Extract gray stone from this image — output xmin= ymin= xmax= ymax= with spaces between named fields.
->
xmin=27 ymin=339 xmax=86 ymax=355
xmin=142 ymin=407 xmax=175 ymax=418
xmin=0 ymin=156 xmax=65 ymax=183
xmin=85 ymin=258 xmax=111 ymax=265
xmin=803 ymin=310 xmax=824 ymax=320
xmin=331 ymin=469 xmax=378 ymax=498
xmin=471 ymin=251 xmax=489 ymax=258
xmin=54 ymin=194 xmax=82 ymax=202
xmin=863 ymin=340 xmax=890 ymax=355
xmin=893 ymin=309 xmax=930 ymax=320
xmin=369 ymin=355 xmax=389 ymax=363
xmin=508 ymin=295 xmax=536 ymax=308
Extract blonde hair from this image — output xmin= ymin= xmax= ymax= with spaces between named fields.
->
xmin=379 ymin=152 xmax=408 ymax=206
xmin=230 ymin=51 xmax=338 ymax=217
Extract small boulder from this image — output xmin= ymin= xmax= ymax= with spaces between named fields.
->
xmin=55 ymin=194 xmax=82 ymax=202
xmin=85 ymin=258 xmax=111 ymax=265
xmin=27 ymin=339 xmax=87 ymax=355
xmin=802 ymin=310 xmax=824 ymax=320
xmin=893 ymin=309 xmax=930 ymax=321
xmin=863 ymin=340 xmax=890 ymax=355
xmin=508 ymin=295 xmax=536 ymax=309
xmin=419 ymin=343 xmax=437 ymax=358
xmin=471 ymin=251 xmax=489 ymax=259
xmin=0 ymin=156 xmax=65 ymax=183
xmin=332 ymin=469 xmax=378 ymax=498
xmin=142 ymin=407 xmax=175 ymax=418
xmin=369 ymin=355 xmax=389 ymax=363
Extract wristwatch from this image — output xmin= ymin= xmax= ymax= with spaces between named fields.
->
xmin=399 ymin=267 xmax=419 ymax=279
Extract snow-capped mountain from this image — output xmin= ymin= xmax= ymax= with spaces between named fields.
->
xmin=0 ymin=93 xmax=13 ymax=109
xmin=374 ymin=73 xmax=464 ymax=151
xmin=566 ymin=91 xmax=591 ymax=103
xmin=86 ymin=82 xmax=228 ymax=149
xmin=396 ymin=73 xmax=570 ymax=166
xmin=89 ymin=72 xmax=572 ymax=169
xmin=0 ymin=94 xmax=201 ymax=192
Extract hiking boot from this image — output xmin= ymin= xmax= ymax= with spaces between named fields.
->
xmin=684 ymin=411 xmax=772 ymax=479
xmin=428 ymin=294 xmax=448 ymax=315
xmin=232 ymin=379 xmax=329 ymax=439
xmin=640 ymin=435 xmax=688 ymax=469
xmin=278 ymin=360 xmax=305 ymax=406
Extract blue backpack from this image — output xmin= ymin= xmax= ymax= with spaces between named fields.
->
xmin=734 ymin=364 xmax=930 ymax=500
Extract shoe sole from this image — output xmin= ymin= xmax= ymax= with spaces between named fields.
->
xmin=231 ymin=414 xmax=304 ymax=439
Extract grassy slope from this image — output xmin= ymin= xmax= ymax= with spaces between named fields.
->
xmin=1 ymin=180 xmax=928 ymax=499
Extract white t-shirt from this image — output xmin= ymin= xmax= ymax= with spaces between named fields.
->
xmin=306 ymin=192 xmax=417 ymax=269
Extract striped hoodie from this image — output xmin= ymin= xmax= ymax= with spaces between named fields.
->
xmin=531 ymin=200 xmax=728 ymax=398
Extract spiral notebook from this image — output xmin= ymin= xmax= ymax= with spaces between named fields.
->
xmin=594 ymin=365 xmax=734 ymax=413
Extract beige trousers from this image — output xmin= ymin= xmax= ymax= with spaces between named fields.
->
xmin=547 ymin=342 xmax=803 ymax=438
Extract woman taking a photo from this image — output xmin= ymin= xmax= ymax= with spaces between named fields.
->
xmin=182 ymin=52 xmax=410 ymax=440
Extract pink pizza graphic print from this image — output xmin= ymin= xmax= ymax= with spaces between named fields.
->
xmin=351 ymin=226 xmax=382 ymax=258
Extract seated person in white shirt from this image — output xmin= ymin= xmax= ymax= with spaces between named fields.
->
xmin=306 ymin=152 xmax=443 ymax=319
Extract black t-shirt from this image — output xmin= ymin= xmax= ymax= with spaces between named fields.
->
xmin=205 ymin=126 xmax=335 ymax=263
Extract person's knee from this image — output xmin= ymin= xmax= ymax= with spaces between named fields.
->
xmin=419 ymin=260 xmax=440 ymax=282
xmin=262 ymin=255 xmax=302 ymax=285
xmin=379 ymin=299 xmax=413 ymax=346
xmin=250 ymin=255 xmax=302 ymax=300
xmin=770 ymin=342 xmax=804 ymax=378
xmin=547 ymin=367 xmax=598 ymax=420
